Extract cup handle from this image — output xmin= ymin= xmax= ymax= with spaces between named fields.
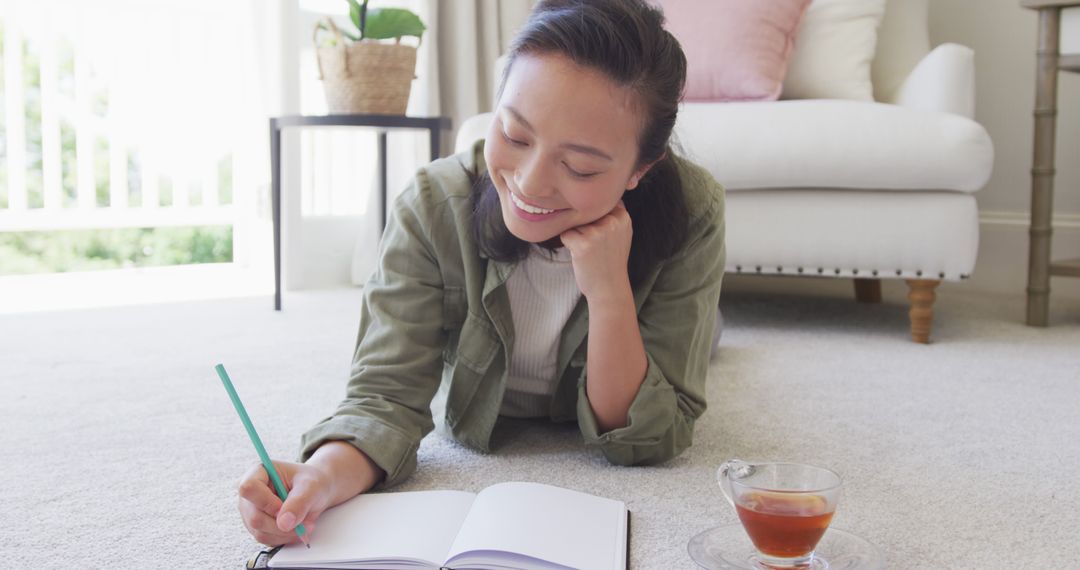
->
xmin=717 ymin=459 xmax=754 ymax=507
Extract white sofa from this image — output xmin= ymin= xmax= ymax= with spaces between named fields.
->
xmin=454 ymin=0 xmax=994 ymax=343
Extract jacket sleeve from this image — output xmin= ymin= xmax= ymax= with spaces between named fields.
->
xmin=576 ymin=185 xmax=725 ymax=465
xmin=298 ymin=173 xmax=448 ymax=488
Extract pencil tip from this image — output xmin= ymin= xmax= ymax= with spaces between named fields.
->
xmin=306 ymin=543 xmax=311 ymax=549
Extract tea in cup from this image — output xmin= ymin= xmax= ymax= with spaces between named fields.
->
xmin=718 ymin=459 xmax=842 ymax=569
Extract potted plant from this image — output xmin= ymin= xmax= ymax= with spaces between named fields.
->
xmin=315 ymin=0 xmax=426 ymax=114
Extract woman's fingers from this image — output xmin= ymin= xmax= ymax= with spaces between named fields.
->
xmin=237 ymin=460 xmax=329 ymax=546
xmin=240 ymin=497 xmax=317 ymax=546
xmin=277 ymin=477 xmax=321 ymax=533
xmin=240 ymin=497 xmax=291 ymax=545
xmin=238 ymin=463 xmax=284 ymax=517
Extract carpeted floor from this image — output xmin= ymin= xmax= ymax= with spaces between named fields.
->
xmin=2 ymin=280 xmax=1079 ymax=569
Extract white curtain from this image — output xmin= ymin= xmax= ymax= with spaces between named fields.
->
xmin=427 ymin=0 xmax=534 ymax=132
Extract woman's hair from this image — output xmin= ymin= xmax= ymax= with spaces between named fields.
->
xmin=471 ymin=0 xmax=690 ymax=286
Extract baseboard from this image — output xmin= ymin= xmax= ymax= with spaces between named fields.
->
xmin=967 ymin=210 xmax=1080 ymax=300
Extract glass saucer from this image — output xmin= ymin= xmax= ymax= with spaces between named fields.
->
xmin=688 ymin=523 xmax=884 ymax=570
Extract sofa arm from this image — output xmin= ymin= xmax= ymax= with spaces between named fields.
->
xmin=455 ymin=112 xmax=494 ymax=154
xmin=886 ymin=43 xmax=975 ymax=119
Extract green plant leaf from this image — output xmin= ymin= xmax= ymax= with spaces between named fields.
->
xmin=363 ymin=8 xmax=426 ymax=40
xmin=346 ymin=0 xmax=363 ymax=33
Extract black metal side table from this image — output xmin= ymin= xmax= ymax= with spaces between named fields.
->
xmin=269 ymin=114 xmax=452 ymax=310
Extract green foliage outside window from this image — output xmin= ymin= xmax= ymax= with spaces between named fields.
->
xmin=0 ymin=225 xmax=233 ymax=275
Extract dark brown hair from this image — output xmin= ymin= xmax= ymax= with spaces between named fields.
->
xmin=471 ymin=0 xmax=689 ymax=286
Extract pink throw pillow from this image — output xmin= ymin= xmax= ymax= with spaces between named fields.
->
xmin=655 ymin=0 xmax=811 ymax=102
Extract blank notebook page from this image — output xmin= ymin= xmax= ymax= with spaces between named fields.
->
xmin=445 ymin=482 xmax=627 ymax=570
xmin=269 ymin=490 xmax=475 ymax=568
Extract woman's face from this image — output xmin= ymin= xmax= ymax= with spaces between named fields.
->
xmin=484 ymin=53 xmax=653 ymax=244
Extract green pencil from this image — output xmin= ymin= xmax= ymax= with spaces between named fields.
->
xmin=215 ymin=363 xmax=309 ymax=548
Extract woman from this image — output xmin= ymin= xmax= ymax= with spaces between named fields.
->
xmin=238 ymin=0 xmax=724 ymax=546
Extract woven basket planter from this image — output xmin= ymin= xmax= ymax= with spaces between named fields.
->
xmin=317 ymin=41 xmax=417 ymax=115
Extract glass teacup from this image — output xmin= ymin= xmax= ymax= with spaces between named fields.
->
xmin=718 ymin=459 xmax=842 ymax=569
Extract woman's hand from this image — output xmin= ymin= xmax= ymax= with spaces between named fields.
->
xmin=560 ymin=200 xmax=633 ymax=302
xmin=237 ymin=442 xmax=385 ymax=546
xmin=561 ymin=201 xmax=647 ymax=431
xmin=237 ymin=460 xmax=334 ymax=546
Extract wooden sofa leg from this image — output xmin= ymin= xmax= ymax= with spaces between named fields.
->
xmin=854 ymin=278 xmax=882 ymax=303
xmin=906 ymin=279 xmax=940 ymax=344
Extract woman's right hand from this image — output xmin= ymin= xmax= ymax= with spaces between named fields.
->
xmin=237 ymin=460 xmax=334 ymax=546
xmin=237 ymin=442 xmax=387 ymax=546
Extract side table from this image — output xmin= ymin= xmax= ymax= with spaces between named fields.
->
xmin=1023 ymin=1 xmax=1080 ymax=325
xmin=269 ymin=114 xmax=452 ymax=310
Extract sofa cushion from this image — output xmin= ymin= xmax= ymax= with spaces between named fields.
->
xmin=781 ymin=0 xmax=887 ymax=101
xmin=655 ymin=0 xmax=811 ymax=102
xmin=674 ymin=99 xmax=993 ymax=192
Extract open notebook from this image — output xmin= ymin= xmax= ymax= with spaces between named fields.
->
xmin=265 ymin=482 xmax=629 ymax=570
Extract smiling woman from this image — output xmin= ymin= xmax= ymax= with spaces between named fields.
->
xmin=484 ymin=54 xmax=640 ymax=241
xmin=236 ymin=0 xmax=726 ymax=550
xmin=476 ymin=53 xmax=688 ymax=285
xmin=472 ymin=4 xmax=694 ymax=286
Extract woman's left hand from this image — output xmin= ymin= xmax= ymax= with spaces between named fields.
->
xmin=560 ymin=200 xmax=633 ymax=301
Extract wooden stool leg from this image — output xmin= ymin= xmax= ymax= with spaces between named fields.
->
xmin=906 ymin=279 xmax=940 ymax=344
xmin=854 ymin=278 xmax=882 ymax=303
xmin=1026 ymin=6 xmax=1060 ymax=327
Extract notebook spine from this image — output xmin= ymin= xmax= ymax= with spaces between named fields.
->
xmin=246 ymin=546 xmax=282 ymax=569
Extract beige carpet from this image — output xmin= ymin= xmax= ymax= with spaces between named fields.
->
xmin=2 ymin=279 xmax=1079 ymax=569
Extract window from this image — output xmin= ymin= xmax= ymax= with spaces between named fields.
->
xmin=0 ymin=0 xmax=267 ymax=276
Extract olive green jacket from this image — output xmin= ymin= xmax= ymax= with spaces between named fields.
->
xmin=299 ymin=140 xmax=725 ymax=488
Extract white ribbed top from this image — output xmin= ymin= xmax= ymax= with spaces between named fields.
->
xmin=500 ymin=245 xmax=582 ymax=418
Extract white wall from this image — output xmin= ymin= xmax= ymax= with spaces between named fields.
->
xmin=930 ymin=0 xmax=1080 ymax=299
